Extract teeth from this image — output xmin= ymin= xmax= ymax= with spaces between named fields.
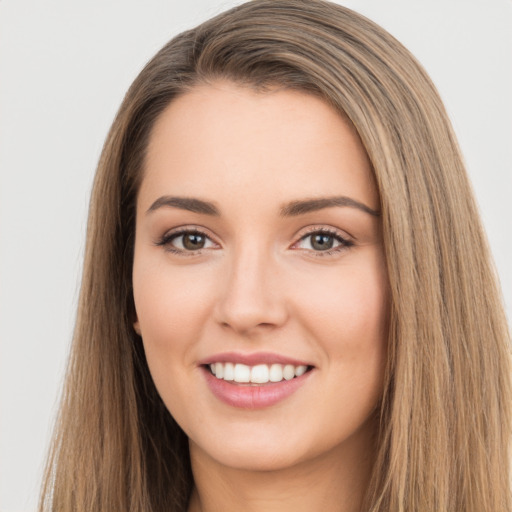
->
xmin=269 ymin=363 xmax=283 ymax=382
xmin=283 ymin=364 xmax=295 ymax=380
xmin=251 ymin=364 xmax=269 ymax=384
xmin=224 ymin=362 xmax=234 ymax=381
xmin=295 ymin=365 xmax=307 ymax=377
xmin=215 ymin=362 xmax=224 ymax=379
xmin=208 ymin=362 xmax=309 ymax=384
xmin=234 ymin=363 xmax=250 ymax=383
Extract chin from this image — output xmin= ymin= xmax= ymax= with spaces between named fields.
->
xmin=191 ymin=439 xmax=309 ymax=473
xmin=187 ymin=409 xmax=380 ymax=476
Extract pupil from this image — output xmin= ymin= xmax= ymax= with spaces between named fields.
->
xmin=312 ymin=234 xmax=333 ymax=250
xmin=183 ymin=233 xmax=205 ymax=250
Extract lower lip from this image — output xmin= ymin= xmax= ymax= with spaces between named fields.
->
xmin=202 ymin=367 xmax=313 ymax=409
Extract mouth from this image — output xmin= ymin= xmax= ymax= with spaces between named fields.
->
xmin=200 ymin=354 xmax=315 ymax=409
xmin=205 ymin=362 xmax=313 ymax=385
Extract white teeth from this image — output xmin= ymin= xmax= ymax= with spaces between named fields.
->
xmin=223 ymin=362 xmax=234 ymax=381
xmin=283 ymin=364 xmax=295 ymax=380
xmin=234 ymin=363 xmax=251 ymax=383
xmin=251 ymin=364 xmax=269 ymax=383
xmin=295 ymin=365 xmax=307 ymax=377
xmin=209 ymin=362 xmax=309 ymax=384
xmin=269 ymin=363 xmax=283 ymax=382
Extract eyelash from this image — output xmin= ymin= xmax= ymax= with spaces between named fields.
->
xmin=155 ymin=228 xmax=216 ymax=255
xmin=155 ymin=226 xmax=354 ymax=258
xmin=293 ymin=227 xmax=354 ymax=257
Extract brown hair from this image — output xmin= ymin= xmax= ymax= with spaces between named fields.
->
xmin=40 ymin=1 xmax=511 ymax=510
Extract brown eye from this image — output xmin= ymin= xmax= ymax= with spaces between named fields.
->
xmin=182 ymin=233 xmax=206 ymax=250
xmin=294 ymin=229 xmax=353 ymax=254
xmin=310 ymin=233 xmax=334 ymax=251
xmin=157 ymin=229 xmax=217 ymax=253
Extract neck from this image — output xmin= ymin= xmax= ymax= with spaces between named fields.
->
xmin=187 ymin=420 xmax=377 ymax=512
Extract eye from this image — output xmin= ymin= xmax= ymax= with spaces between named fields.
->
xmin=293 ymin=228 xmax=353 ymax=255
xmin=156 ymin=229 xmax=217 ymax=254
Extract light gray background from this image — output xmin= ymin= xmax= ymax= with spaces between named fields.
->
xmin=1 ymin=1 xmax=511 ymax=510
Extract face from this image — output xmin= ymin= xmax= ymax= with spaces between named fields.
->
xmin=132 ymin=82 xmax=389 ymax=473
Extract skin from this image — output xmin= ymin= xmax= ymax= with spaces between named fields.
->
xmin=133 ymin=82 xmax=389 ymax=512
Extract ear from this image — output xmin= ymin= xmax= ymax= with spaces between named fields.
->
xmin=133 ymin=319 xmax=141 ymax=336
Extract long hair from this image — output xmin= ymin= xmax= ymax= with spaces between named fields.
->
xmin=40 ymin=1 xmax=512 ymax=510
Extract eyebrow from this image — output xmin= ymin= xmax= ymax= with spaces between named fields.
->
xmin=280 ymin=196 xmax=380 ymax=217
xmin=146 ymin=195 xmax=380 ymax=217
xmin=147 ymin=196 xmax=220 ymax=216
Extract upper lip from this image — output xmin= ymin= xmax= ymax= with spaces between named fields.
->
xmin=198 ymin=351 xmax=313 ymax=367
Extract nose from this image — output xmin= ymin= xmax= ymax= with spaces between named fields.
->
xmin=214 ymin=245 xmax=288 ymax=336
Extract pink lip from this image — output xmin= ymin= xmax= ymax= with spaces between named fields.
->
xmin=201 ymin=366 xmax=313 ymax=410
xmin=198 ymin=351 xmax=312 ymax=367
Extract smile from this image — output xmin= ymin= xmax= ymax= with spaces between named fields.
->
xmin=209 ymin=362 xmax=309 ymax=384
xmin=201 ymin=354 xmax=314 ymax=409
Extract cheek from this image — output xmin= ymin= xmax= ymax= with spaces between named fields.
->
xmin=297 ymin=258 xmax=389 ymax=349
xmin=133 ymin=257 xmax=213 ymax=339
xmin=294 ymin=255 xmax=389 ymax=405
xmin=132 ymin=259 xmax=217 ymax=396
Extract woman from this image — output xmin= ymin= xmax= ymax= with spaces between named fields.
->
xmin=39 ymin=1 xmax=511 ymax=511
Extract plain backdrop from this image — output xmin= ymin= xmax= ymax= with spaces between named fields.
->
xmin=1 ymin=0 xmax=511 ymax=510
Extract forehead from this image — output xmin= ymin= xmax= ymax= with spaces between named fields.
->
xmin=140 ymin=81 xmax=378 ymax=211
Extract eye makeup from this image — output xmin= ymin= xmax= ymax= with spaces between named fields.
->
xmin=154 ymin=224 xmax=354 ymax=258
